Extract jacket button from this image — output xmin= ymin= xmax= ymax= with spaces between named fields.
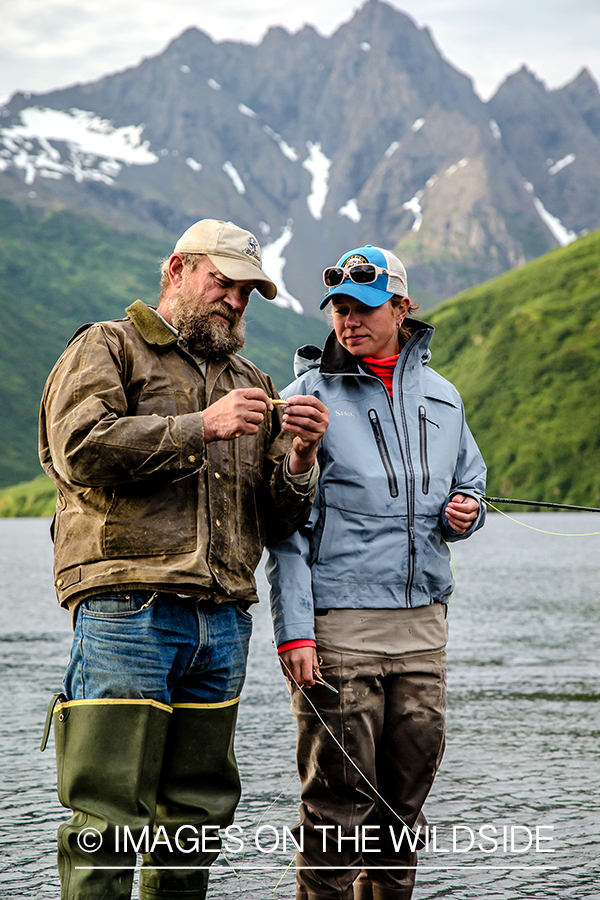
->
xmin=56 ymin=578 xmax=63 ymax=588
xmin=214 ymin=472 xmax=221 ymax=479
xmin=216 ymin=519 xmax=221 ymax=527
xmin=214 ymin=567 xmax=219 ymax=574
xmin=188 ymin=455 xmax=196 ymax=464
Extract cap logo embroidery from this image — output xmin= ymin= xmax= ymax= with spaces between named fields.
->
xmin=343 ymin=254 xmax=369 ymax=266
xmin=243 ymin=236 xmax=261 ymax=263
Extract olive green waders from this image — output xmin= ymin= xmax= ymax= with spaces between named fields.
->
xmin=42 ymin=695 xmax=241 ymax=900
xmin=139 ymin=701 xmax=241 ymax=899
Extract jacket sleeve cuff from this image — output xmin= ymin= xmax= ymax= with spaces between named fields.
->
xmin=277 ymin=639 xmax=317 ymax=654
xmin=178 ymin=412 xmax=207 ymax=468
xmin=283 ymin=454 xmax=319 ymax=491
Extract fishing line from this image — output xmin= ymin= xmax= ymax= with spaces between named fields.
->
xmin=272 ymin=854 xmax=297 ymax=896
xmin=481 ymin=497 xmax=600 ymax=537
xmin=278 ymin=657 xmax=417 ymax=841
xmin=221 ymin=770 xmax=300 ymax=892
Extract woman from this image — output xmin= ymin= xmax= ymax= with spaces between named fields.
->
xmin=267 ymin=244 xmax=486 ymax=900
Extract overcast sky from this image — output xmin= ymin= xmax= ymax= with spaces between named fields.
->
xmin=1 ymin=0 xmax=599 ymax=105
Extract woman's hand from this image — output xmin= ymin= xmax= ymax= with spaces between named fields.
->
xmin=278 ymin=646 xmax=321 ymax=688
xmin=283 ymin=395 xmax=329 ymax=475
xmin=445 ymin=494 xmax=479 ymax=533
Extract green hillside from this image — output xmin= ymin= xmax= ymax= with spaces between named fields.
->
xmin=428 ymin=230 xmax=600 ymax=507
xmin=0 ymin=474 xmax=57 ymax=518
xmin=0 ymin=199 xmax=329 ymax=489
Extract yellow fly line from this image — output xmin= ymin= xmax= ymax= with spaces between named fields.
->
xmin=481 ymin=497 xmax=600 ymax=537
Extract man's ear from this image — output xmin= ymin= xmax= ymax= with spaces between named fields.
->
xmin=168 ymin=253 xmax=185 ymax=289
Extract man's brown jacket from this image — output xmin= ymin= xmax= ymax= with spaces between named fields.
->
xmin=39 ymin=300 xmax=316 ymax=614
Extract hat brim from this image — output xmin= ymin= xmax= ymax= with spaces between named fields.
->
xmin=207 ymin=253 xmax=277 ymax=301
xmin=319 ymin=281 xmax=394 ymax=310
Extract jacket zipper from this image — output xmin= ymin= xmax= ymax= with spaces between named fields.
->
xmin=368 ymin=409 xmax=399 ymax=498
xmin=396 ymin=345 xmax=418 ymax=607
xmin=418 ymin=406 xmax=430 ymax=495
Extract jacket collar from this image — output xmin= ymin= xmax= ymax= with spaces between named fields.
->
xmin=319 ymin=317 xmax=434 ymax=376
xmin=126 ymin=300 xmax=179 ymax=346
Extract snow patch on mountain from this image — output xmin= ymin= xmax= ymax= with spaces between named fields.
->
xmin=489 ymin=119 xmax=502 ymax=140
xmin=524 ymin=181 xmax=577 ymax=245
xmin=445 ymin=158 xmax=469 ymax=177
xmin=263 ymin=125 xmax=298 ymax=162
xmin=223 ymin=161 xmax=246 ymax=194
xmin=262 ymin=224 xmax=304 ymax=314
xmin=303 ymin=142 xmax=330 ymax=220
xmin=548 ymin=153 xmax=575 ymax=175
xmin=339 ymin=198 xmax=361 ymax=223
xmin=0 ymin=107 xmax=157 ymax=185
xmin=403 ymin=191 xmax=424 ymax=232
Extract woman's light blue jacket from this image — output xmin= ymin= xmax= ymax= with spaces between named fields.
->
xmin=266 ymin=319 xmax=487 ymax=647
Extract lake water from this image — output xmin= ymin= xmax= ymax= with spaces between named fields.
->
xmin=0 ymin=514 xmax=599 ymax=898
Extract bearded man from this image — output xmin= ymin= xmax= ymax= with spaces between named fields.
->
xmin=39 ymin=219 xmax=328 ymax=900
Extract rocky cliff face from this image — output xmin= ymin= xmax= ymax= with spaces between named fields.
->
xmin=488 ymin=66 xmax=600 ymax=243
xmin=0 ymin=0 xmax=598 ymax=313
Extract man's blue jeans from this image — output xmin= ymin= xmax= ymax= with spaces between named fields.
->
xmin=64 ymin=591 xmax=253 ymax=703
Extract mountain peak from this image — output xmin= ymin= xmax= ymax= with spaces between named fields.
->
xmin=335 ymin=0 xmax=421 ymax=42
xmin=568 ymin=66 xmax=599 ymax=89
xmin=558 ymin=66 xmax=600 ymax=139
xmin=494 ymin=65 xmax=548 ymax=97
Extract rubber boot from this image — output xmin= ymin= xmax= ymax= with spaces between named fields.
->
xmin=42 ymin=694 xmax=172 ymax=900
xmin=352 ymin=859 xmax=416 ymax=900
xmin=353 ymin=871 xmax=373 ymax=899
xmin=139 ymin=699 xmax=241 ymax=899
xmin=353 ymin=880 xmax=415 ymax=900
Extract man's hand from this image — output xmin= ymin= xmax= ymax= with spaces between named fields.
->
xmin=444 ymin=493 xmax=479 ymax=533
xmin=278 ymin=646 xmax=320 ymax=688
xmin=202 ymin=388 xmax=272 ymax=441
xmin=282 ymin=395 xmax=329 ymax=475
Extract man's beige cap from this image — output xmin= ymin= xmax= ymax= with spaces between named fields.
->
xmin=174 ymin=219 xmax=277 ymax=300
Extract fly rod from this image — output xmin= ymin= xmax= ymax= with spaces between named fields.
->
xmin=484 ymin=496 xmax=600 ymax=513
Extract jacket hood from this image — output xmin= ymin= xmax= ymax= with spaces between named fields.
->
xmin=293 ymin=344 xmax=323 ymax=378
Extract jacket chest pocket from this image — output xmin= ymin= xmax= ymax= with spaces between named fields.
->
xmin=132 ymin=388 xmax=200 ymax=417
xmin=235 ymin=423 xmax=269 ymax=470
xmin=368 ymin=409 xmax=399 ymax=498
xmin=418 ymin=405 xmax=442 ymax=495
xmin=417 ymin=395 xmax=461 ymax=497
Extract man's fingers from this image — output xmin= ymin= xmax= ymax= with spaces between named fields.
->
xmin=232 ymin=387 xmax=271 ymax=403
xmin=203 ymin=388 xmax=272 ymax=440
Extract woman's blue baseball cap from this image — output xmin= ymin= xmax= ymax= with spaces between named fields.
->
xmin=320 ymin=244 xmax=408 ymax=310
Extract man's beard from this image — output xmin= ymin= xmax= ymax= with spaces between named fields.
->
xmin=169 ymin=289 xmax=245 ymax=359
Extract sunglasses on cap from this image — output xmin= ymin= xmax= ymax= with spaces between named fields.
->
xmin=323 ymin=263 xmax=393 ymax=289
